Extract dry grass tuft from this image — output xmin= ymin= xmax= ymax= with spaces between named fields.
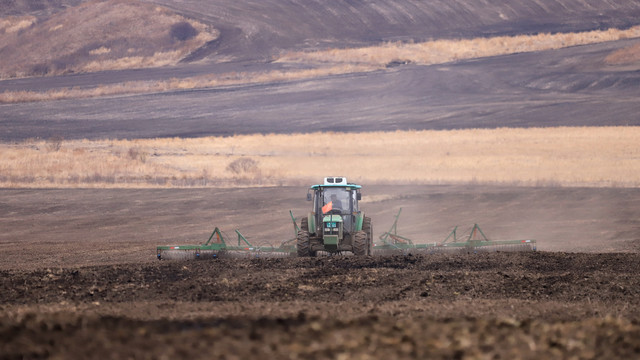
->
xmin=0 ymin=0 xmax=218 ymax=79
xmin=1 ymin=127 xmax=639 ymax=188
xmin=227 ymin=158 xmax=260 ymax=175
xmin=0 ymin=15 xmax=36 ymax=34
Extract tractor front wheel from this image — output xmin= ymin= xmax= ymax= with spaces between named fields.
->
xmin=353 ymin=231 xmax=368 ymax=256
xmin=297 ymin=217 xmax=311 ymax=257
xmin=297 ymin=230 xmax=311 ymax=257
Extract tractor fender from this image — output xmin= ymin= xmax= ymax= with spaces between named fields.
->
xmin=354 ymin=213 xmax=364 ymax=232
xmin=308 ymin=212 xmax=317 ymax=236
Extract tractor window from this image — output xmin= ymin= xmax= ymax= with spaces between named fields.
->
xmin=352 ymin=190 xmax=359 ymax=212
xmin=313 ymin=190 xmax=319 ymax=213
xmin=323 ymin=188 xmax=350 ymax=212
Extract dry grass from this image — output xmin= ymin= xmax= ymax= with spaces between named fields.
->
xmin=0 ymin=0 xmax=218 ymax=79
xmin=1 ymin=127 xmax=639 ymax=188
xmin=2 ymin=25 xmax=638 ymax=103
xmin=277 ymin=26 xmax=640 ymax=66
xmin=605 ymin=43 xmax=640 ymax=65
xmin=0 ymin=15 xmax=36 ymax=34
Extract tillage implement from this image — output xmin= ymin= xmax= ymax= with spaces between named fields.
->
xmin=157 ymin=227 xmax=295 ymax=260
xmin=372 ymin=208 xmax=537 ymax=255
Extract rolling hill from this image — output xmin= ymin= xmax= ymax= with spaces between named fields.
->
xmin=0 ymin=0 xmax=639 ymax=140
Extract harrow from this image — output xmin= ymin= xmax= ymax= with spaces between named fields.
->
xmin=157 ymin=208 xmax=535 ymax=260
xmin=372 ymin=208 xmax=536 ymax=255
xmin=157 ymin=225 xmax=296 ymax=260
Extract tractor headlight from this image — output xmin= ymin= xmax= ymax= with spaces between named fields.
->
xmin=324 ymin=222 xmax=339 ymax=234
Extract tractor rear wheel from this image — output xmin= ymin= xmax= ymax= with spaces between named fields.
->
xmin=353 ymin=231 xmax=367 ymax=256
xmin=297 ymin=218 xmax=311 ymax=257
xmin=300 ymin=217 xmax=309 ymax=232
xmin=362 ymin=216 xmax=373 ymax=255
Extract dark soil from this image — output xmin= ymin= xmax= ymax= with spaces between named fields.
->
xmin=2 ymin=252 xmax=640 ymax=359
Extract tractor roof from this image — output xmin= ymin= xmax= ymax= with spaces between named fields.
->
xmin=311 ymin=177 xmax=361 ymax=190
xmin=311 ymin=184 xmax=361 ymax=190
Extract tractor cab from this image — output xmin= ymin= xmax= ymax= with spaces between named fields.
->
xmin=310 ymin=178 xmax=361 ymax=207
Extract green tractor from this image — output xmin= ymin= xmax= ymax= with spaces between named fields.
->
xmin=297 ymin=177 xmax=372 ymax=256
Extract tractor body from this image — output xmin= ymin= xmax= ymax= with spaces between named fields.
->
xmin=297 ymin=177 xmax=372 ymax=256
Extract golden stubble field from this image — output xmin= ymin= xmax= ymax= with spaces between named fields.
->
xmin=2 ymin=126 xmax=638 ymax=188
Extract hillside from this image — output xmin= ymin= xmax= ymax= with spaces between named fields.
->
xmin=0 ymin=0 xmax=639 ymax=139
xmin=0 ymin=0 xmax=84 ymax=17
xmin=1 ymin=38 xmax=639 ymax=140
xmin=146 ymin=0 xmax=640 ymax=62
xmin=0 ymin=0 xmax=218 ymax=79
xmin=2 ymin=0 xmax=640 ymax=78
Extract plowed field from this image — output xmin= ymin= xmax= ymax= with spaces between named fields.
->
xmin=2 ymin=253 xmax=640 ymax=359
xmin=1 ymin=186 xmax=640 ymax=358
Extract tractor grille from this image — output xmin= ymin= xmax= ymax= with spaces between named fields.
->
xmin=324 ymin=221 xmax=340 ymax=235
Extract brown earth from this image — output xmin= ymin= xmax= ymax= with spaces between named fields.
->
xmin=1 ymin=185 xmax=640 ymax=358
xmin=2 ymin=253 xmax=640 ymax=359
